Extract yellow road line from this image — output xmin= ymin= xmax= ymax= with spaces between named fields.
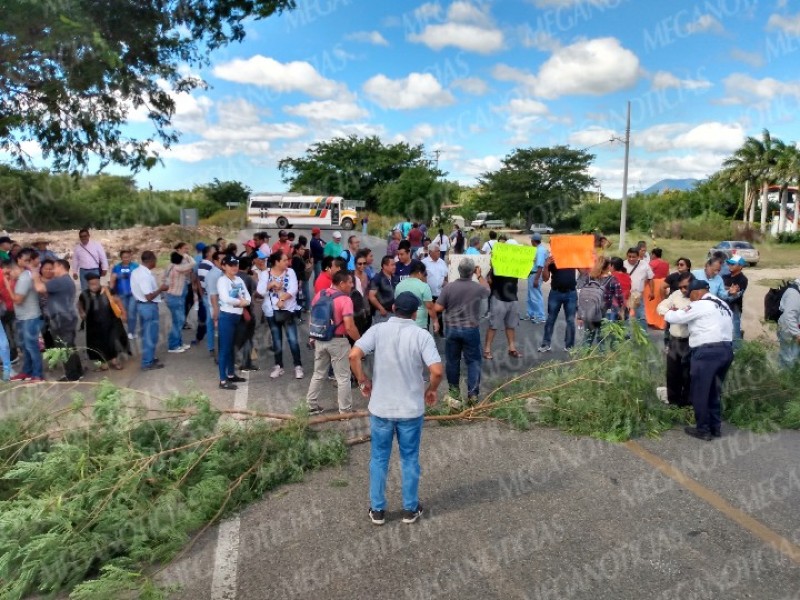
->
xmin=625 ymin=440 xmax=800 ymax=566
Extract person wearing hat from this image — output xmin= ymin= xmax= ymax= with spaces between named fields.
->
xmin=216 ymin=255 xmax=250 ymax=390
xmin=525 ymin=233 xmax=548 ymax=323
xmin=31 ymin=239 xmax=58 ymax=262
xmin=271 ymin=230 xmax=293 ymax=257
xmin=310 ymin=227 xmax=325 ymax=279
xmin=664 ymin=279 xmax=734 ymax=441
xmin=323 ymin=231 xmax=344 ymax=259
xmin=350 ymin=290 xmax=443 ymax=526
xmin=722 ymin=256 xmax=748 ymax=346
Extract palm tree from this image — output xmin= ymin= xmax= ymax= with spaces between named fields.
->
xmin=721 ymin=156 xmax=756 ymax=224
xmin=723 ymin=129 xmax=783 ymax=233
xmin=777 ymin=143 xmax=800 ymax=233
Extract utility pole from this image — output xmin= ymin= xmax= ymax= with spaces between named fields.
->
xmin=432 ymin=149 xmax=442 ymax=172
xmin=618 ymin=101 xmax=631 ymax=251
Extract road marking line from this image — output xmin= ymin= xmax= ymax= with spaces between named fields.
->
xmin=210 ymin=380 xmax=249 ymax=599
xmin=625 ymin=440 xmax=800 ymax=566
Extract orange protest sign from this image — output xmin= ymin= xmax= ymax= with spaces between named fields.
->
xmin=548 ymin=235 xmax=595 ymax=269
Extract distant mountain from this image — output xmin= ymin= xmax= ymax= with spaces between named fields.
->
xmin=641 ymin=178 xmax=700 ymax=195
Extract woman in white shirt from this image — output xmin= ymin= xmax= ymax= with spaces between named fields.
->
xmin=433 ymin=228 xmax=450 ymax=258
xmin=216 ymin=256 xmax=251 ymax=390
xmin=256 ymin=250 xmax=304 ymax=380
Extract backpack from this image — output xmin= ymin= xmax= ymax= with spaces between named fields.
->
xmin=765 ymin=281 xmax=800 ymax=321
xmin=577 ymin=280 xmax=605 ymax=323
xmin=309 ymin=290 xmax=344 ymax=341
xmin=350 ymin=289 xmax=371 ymax=335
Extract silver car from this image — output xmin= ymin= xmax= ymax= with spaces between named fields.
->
xmin=708 ymin=241 xmax=760 ymax=266
xmin=529 ymin=223 xmax=554 ymax=234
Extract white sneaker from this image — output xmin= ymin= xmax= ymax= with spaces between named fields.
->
xmin=294 ymin=366 xmax=304 ymax=379
xmin=181 ymin=344 xmax=191 ymax=351
xmin=127 ymin=332 xmax=136 ymax=340
xmin=270 ymin=366 xmax=284 ymax=379
xmin=168 ymin=347 xmax=186 ymax=354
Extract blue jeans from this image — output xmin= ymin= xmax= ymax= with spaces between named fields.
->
xmin=542 ymin=289 xmax=577 ymax=348
xmin=444 ymin=326 xmax=482 ymax=397
xmin=0 ymin=319 xmax=10 ymax=379
xmin=166 ymin=293 xmax=186 ymax=350
xmin=217 ymin=312 xmax=238 ymax=381
xmin=369 ymin=414 xmax=424 ymax=512
xmin=79 ymin=268 xmax=100 ymax=291
xmin=119 ymin=293 xmax=137 ymax=334
xmin=138 ymin=302 xmax=160 ymax=367
xmin=17 ymin=317 xmax=43 ymax=378
xmin=527 ymin=275 xmax=545 ymax=320
xmin=732 ymin=309 xmax=742 ymax=349
xmin=689 ymin=343 xmax=734 ymax=433
xmin=313 ymin=261 xmax=322 ymax=279
xmin=267 ymin=315 xmax=301 ymax=368
xmin=632 ymin=299 xmax=647 ymax=329
xmin=203 ymin=295 xmax=216 ymax=352
xmin=778 ymin=331 xmax=800 ymax=368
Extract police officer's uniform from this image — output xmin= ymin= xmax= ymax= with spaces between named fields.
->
xmin=664 ymin=280 xmax=734 ymax=440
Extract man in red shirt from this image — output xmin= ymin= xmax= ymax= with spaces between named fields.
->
xmin=407 ymin=223 xmax=424 ymax=255
xmin=313 ymin=256 xmax=347 ymax=295
xmin=271 ymin=230 xmax=294 ymax=256
xmin=306 ymin=271 xmax=361 ymax=414
xmin=609 ymin=257 xmax=631 ymax=319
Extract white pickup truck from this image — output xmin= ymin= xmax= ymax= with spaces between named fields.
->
xmin=471 ymin=212 xmax=506 ymax=229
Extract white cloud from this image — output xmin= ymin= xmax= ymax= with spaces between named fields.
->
xmin=363 ymin=72 xmax=455 ymax=110
xmin=212 ymin=55 xmax=346 ymax=98
xmin=567 ymin=127 xmax=615 ymax=147
xmin=519 ymin=27 xmax=561 ymax=52
xmin=673 ymin=122 xmax=744 ymax=153
xmin=651 ymin=71 xmax=712 ymax=91
xmin=685 ymin=14 xmax=724 ymax=34
xmin=720 ymin=73 xmax=800 ymax=106
xmin=493 ymin=37 xmax=640 ymax=99
xmin=730 ymin=48 xmax=764 ymax=68
xmin=451 ymin=77 xmax=489 ymax=95
xmin=505 ymin=98 xmax=549 ymax=115
xmin=767 ymin=12 xmax=800 ymax=35
xmin=408 ymin=1 xmax=504 ymax=54
xmin=528 ymin=0 xmax=613 ymax=6
xmin=456 ymin=155 xmax=503 ymax=179
xmin=345 ymin=31 xmax=389 ymax=46
xmin=637 ymin=123 xmax=686 ymax=152
xmin=393 ymin=123 xmax=438 ymax=145
xmin=283 ymin=99 xmax=368 ymax=121
xmin=414 ymin=2 xmax=443 ymax=20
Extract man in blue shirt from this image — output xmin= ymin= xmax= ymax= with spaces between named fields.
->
xmin=691 ymin=258 xmax=739 ymax=301
xmin=525 ymin=233 xmax=548 ymax=323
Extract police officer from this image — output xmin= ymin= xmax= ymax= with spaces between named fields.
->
xmin=664 ymin=279 xmax=734 ymax=441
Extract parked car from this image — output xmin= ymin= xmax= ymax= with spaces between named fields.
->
xmin=471 ymin=212 xmax=506 ymax=229
xmin=529 ymin=223 xmax=554 ymax=234
xmin=708 ymin=240 xmax=760 ymax=266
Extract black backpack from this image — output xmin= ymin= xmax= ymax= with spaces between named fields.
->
xmin=765 ymin=281 xmax=800 ymax=321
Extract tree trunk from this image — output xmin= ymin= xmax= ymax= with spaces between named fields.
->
xmin=749 ymin=183 xmax=757 ymax=223
xmin=760 ymin=180 xmax=769 ymax=234
xmin=743 ymin=180 xmax=750 ymax=224
xmin=779 ymin=185 xmax=788 ymax=233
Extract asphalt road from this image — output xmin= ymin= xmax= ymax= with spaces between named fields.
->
xmin=8 ymin=227 xmax=800 ymax=599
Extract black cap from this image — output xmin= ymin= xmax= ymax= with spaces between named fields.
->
xmin=222 ymin=256 xmax=239 ymax=267
xmin=394 ymin=291 xmax=420 ymax=316
xmin=689 ymin=279 xmax=710 ymax=292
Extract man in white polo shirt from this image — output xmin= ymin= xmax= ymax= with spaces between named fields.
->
xmin=131 ymin=250 xmax=168 ymax=370
xmin=349 ymin=291 xmax=443 ymax=526
xmin=624 ymin=246 xmax=654 ymax=328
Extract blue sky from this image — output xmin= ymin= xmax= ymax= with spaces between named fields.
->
xmin=98 ymin=1 xmax=800 ymax=197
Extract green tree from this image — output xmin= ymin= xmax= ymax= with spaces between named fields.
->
xmin=200 ymin=178 xmax=252 ymax=206
xmin=722 ymin=129 xmax=783 ymax=233
xmin=479 ymin=146 xmax=595 ymax=228
xmin=377 ymin=167 xmax=458 ymax=221
xmin=278 ymin=136 xmax=438 ymax=212
xmin=0 ymin=0 xmax=296 ymax=172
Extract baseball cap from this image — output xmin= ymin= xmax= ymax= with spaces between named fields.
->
xmin=222 ymin=256 xmax=239 ymax=267
xmin=332 ymin=231 xmax=342 ymax=239
xmin=255 ymin=249 xmax=269 ymax=260
xmin=726 ymin=256 xmax=747 ymax=267
xmin=311 ymin=227 xmax=321 ymax=235
xmin=394 ymin=291 xmax=420 ymax=316
xmin=195 ymin=242 xmax=207 ymax=252
xmin=530 ymin=233 xmax=542 ymax=241
xmin=245 ymin=239 xmax=256 ymax=249
xmin=689 ymin=279 xmax=710 ymax=292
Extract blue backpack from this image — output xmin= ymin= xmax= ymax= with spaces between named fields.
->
xmin=309 ymin=290 xmax=344 ymax=340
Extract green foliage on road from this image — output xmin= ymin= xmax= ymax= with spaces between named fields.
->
xmin=0 ymin=382 xmax=346 ymax=599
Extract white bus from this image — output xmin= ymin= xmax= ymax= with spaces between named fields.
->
xmin=247 ymin=195 xmax=360 ymax=230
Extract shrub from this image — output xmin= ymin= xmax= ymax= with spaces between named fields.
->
xmin=775 ymin=231 xmax=800 ymax=244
